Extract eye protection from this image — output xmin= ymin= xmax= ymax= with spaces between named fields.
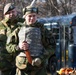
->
xmin=26 ymin=7 xmax=38 ymax=13
xmin=23 ymin=7 xmax=38 ymax=15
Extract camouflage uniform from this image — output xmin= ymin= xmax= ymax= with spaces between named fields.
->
xmin=16 ymin=5 xmax=55 ymax=75
xmin=0 ymin=3 xmax=24 ymax=75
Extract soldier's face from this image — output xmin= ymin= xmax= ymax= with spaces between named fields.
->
xmin=25 ymin=13 xmax=37 ymax=25
xmin=4 ymin=8 xmax=17 ymax=20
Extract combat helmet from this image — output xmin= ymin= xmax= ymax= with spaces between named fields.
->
xmin=4 ymin=3 xmax=15 ymax=14
xmin=23 ymin=5 xmax=38 ymax=16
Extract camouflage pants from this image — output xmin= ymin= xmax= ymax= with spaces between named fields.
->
xmin=16 ymin=55 xmax=47 ymax=75
xmin=1 ymin=70 xmax=11 ymax=75
xmin=0 ymin=59 xmax=13 ymax=75
xmin=16 ymin=67 xmax=47 ymax=75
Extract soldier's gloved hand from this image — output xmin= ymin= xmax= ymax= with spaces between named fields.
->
xmin=19 ymin=41 xmax=29 ymax=50
xmin=32 ymin=58 xmax=41 ymax=67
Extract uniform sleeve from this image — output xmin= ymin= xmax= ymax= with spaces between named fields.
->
xmin=0 ymin=22 xmax=7 ymax=47
xmin=6 ymin=44 xmax=17 ymax=53
xmin=6 ymin=27 xmax=20 ymax=54
xmin=41 ymin=25 xmax=56 ymax=59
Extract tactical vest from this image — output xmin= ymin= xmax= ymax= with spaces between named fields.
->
xmin=18 ymin=26 xmax=44 ymax=57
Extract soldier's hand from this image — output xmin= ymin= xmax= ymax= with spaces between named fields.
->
xmin=32 ymin=58 xmax=41 ymax=67
xmin=19 ymin=41 xmax=29 ymax=50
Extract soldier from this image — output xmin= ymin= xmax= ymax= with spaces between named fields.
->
xmin=0 ymin=3 xmax=24 ymax=75
xmin=15 ymin=5 xmax=55 ymax=75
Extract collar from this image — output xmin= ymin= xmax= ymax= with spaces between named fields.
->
xmin=24 ymin=21 xmax=38 ymax=27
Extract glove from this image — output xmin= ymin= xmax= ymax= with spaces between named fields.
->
xmin=19 ymin=41 xmax=29 ymax=50
xmin=32 ymin=58 xmax=41 ymax=67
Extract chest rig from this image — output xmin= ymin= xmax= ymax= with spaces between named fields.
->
xmin=18 ymin=26 xmax=44 ymax=57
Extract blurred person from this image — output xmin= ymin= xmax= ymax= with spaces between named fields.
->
xmin=0 ymin=3 xmax=24 ymax=75
xmin=15 ymin=5 xmax=56 ymax=75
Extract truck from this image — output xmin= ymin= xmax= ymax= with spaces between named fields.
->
xmin=38 ymin=13 xmax=76 ymax=74
xmin=38 ymin=17 xmax=60 ymax=74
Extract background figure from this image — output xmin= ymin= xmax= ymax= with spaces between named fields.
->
xmin=0 ymin=3 xmax=24 ymax=75
xmin=15 ymin=5 xmax=54 ymax=75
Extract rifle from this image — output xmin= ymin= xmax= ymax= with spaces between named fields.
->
xmin=23 ymin=41 xmax=32 ymax=64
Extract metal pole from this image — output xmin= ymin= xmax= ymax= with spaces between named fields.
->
xmin=63 ymin=25 xmax=66 ymax=67
xmin=60 ymin=25 xmax=63 ymax=68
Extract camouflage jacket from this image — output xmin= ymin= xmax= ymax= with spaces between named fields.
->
xmin=19 ymin=21 xmax=56 ymax=59
xmin=0 ymin=18 xmax=24 ymax=61
xmin=15 ymin=21 xmax=56 ymax=71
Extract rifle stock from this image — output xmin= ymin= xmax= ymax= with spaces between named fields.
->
xmin=25 ymin=49 xmax=32 ymax=64
xmin=23 ymin=41 xmax=32 ymax=64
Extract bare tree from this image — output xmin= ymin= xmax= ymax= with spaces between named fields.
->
xmin=0 ymin=0 xmax=76 ymax=19
xmin=58 ymin=0 xmax=72 ymax=15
